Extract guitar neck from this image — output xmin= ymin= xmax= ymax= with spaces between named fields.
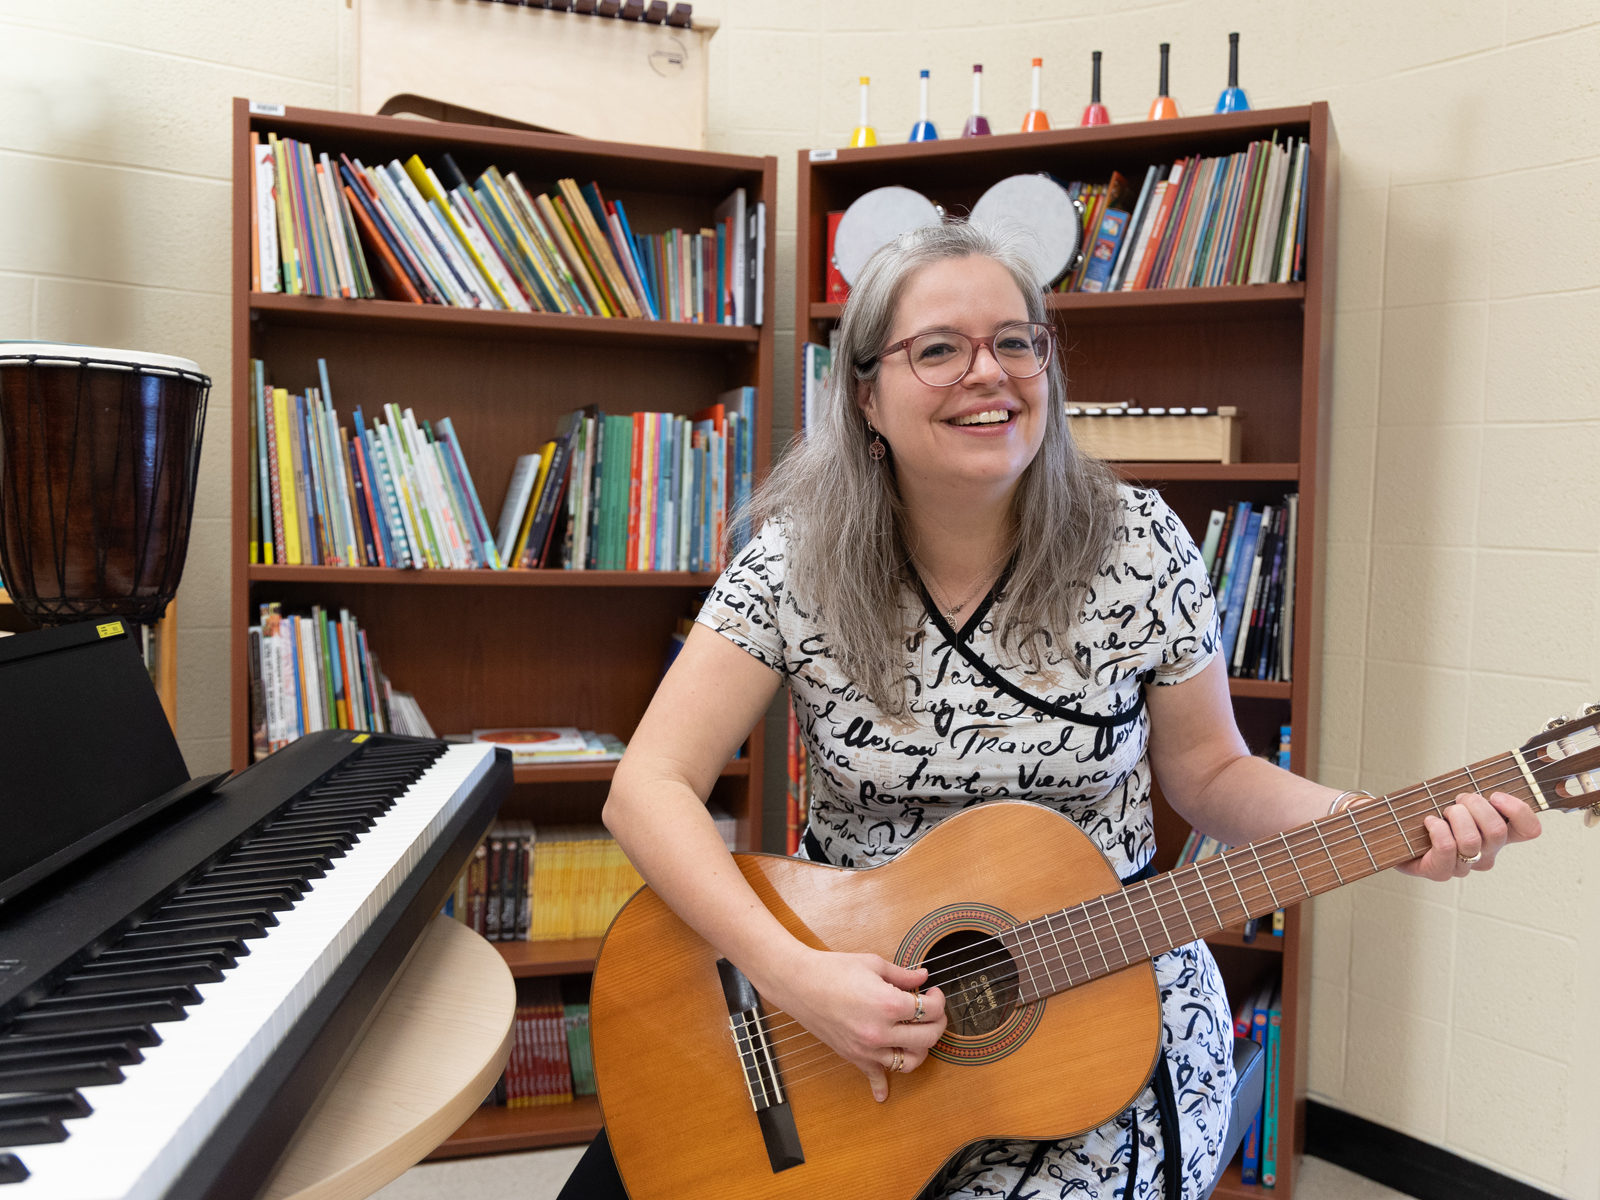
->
xmin=1001 ymin=748 xmax=1543 ymax=1004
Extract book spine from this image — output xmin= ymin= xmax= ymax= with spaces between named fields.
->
xmin=527 ymin=435 xmax=573 ymax=569
xmin=1214 ymin=501 xmax=1251 ymax=610
xmin=1219 ymin=510 xmax=1264 ymax=662
xmin=1263 ymin=990 xmax=1283 ymax=1185
xmin=1231 ymin=508 xmax=1272 ymax=673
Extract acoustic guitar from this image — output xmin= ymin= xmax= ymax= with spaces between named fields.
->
xmin=590 ymin=709 xmax=1600 ymax=1200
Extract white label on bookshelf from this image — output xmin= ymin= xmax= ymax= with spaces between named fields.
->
xmin=809 ymin=149 xmax=838 ymax=162
xmin=249 ymin=100 xmax=287 ymax=116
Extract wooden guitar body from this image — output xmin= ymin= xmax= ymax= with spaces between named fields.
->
xmin=590 ymin=803 xmax=1163 ymax=1200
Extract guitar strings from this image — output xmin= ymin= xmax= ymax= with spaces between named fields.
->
xmin=744 ymin=758 xmax=1541 ymax=1062
xmin=750 ymin=757 xmax=1540 ymax=1061
xmin=747 ymin=761 xmax=1547 ymax=1089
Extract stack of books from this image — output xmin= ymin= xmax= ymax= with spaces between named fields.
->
xmin=1234 ymin=979 xmax=1285 ymax=1186
xmin=247 ymin=359 xmax=501 ymax=570
xmin=471 ymin=727 xmax=625 ymax=765
xmin=1062 ymin=135 xmax=1310 ymax=294
xmin=448 ymin=818 xmax=735 ymax=942
xmin=484 ymin=979 xmax=596 ymax=1110
xmin=248 ymin=602 xmax=400 ymax=758
xmin=493 ymin=390 xmax=756 ymax=573
xmin=1198 ymin=496 xmax=1298 ymax=682
xmin=249 ymin=133 xmax=763 ymax=324
xmin=505 ymin=981 xmax=574 ymax=1108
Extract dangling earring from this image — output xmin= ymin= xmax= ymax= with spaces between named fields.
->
xmin=867 ymin=422 xmax=887 ymax=461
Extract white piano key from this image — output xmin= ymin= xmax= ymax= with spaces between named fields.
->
xmin=10 ymin=744 xmax=492 ymax=1200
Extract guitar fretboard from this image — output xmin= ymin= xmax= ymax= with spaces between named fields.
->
xmin=998 ymin=750 xmax=1537 ymax=1004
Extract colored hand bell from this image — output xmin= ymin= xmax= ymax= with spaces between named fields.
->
xmin=1215 ymin=32 xmax=1250 ymax=112
xmin=1080 ymin=50 xmax=1110 ymax=126
xmin=909 ymin=69 xmax=938 ymax=141
xmin=1148 ymin=42 xmax=1178 ymax=119
xmin=962 ymin=64 xmax=991 ymax=136
xmin=1021 ymin=58 xmax=1050 ymax=131
xmin=851 ymin=75 xmax=877 ymax=147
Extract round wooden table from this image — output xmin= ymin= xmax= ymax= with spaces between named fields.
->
xmin=259 ymin=916 xmax=516 ymax=1200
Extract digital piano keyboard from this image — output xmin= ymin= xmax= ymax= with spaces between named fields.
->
xmin=0 ymin=731 xmax=512 ymax=1200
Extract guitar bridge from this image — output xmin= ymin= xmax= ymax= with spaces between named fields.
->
xmin=717 ymin=959 xmax=804 ymax=1173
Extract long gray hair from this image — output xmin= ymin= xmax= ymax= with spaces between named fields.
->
xmin=749 ymin=220 xmax=1120 ymax=714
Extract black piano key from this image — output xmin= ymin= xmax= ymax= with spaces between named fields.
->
xmin=0 ymin=1152 xmax=28 ymax=1184
xmin=111 ymin=920 xmax=269 ymax=952
xmin=299 ymin=793 xmax=393 ymax=807
xmin=212 ymin=849 xmax=335 ymax=871
xmin=94 ymin=934 xmax=250 ymax=963
xmin=171 ymin=879 xmax=308 ymax=902
xmin=243 ymin=816 xmax=372 ymax=837
xmin=228 ymin=835 xmax=351 ymax=855
xmin=155 ymin=894 xmax=294 ymax=919
xmin=8 ymin=997 xmax=186 ymax=1034
xmin=0 ymin=1040 xmax=143 ymax=1071
xmin=58 ymin=960 xmax=226 ymax=995
xmin=192 ymin=862 xmax=326 ymax=885
xmin=0 ymin=1094 xmax=91 ymax=1122
xmin=0 ymin=1026 xmax=160 ymax=1054
xmin=28 ymin=984 xmax=201 ymax=1013
xmin=0 ymin=1060 xmax=125 ymax=1091
xmin=132 ymin=915 xmax=275 ymax=947
xmin=0 ymin=1117 xmax=65 ymax=1148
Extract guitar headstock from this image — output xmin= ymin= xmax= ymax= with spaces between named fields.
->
xmin=1521 ymin=705 xmax=1600 ymax=825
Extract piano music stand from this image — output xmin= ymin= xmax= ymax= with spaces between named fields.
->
xmin=260 ymin=916 xmax=516 ymax=1200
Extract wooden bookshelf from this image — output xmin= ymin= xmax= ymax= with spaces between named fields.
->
xmin=796 ymin=104 xmax=1337 ymax=1199
xmin=427 ymin=1096 xmax=603 ymax=1160
xmin=231 ymin=99 xmax=775 ymax=1158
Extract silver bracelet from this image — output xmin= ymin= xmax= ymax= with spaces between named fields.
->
xmin=1329 ymin=789 xmax=1376 ymax=816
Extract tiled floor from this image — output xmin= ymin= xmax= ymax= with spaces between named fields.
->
xmin=372 ymin=1148 xmax=1409 ymax=1199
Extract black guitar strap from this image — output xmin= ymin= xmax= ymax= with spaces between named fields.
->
xmin=808 ymin=568 xmax=1185 ymax=1197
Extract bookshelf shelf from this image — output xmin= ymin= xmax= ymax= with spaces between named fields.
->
xmin=1206 ymin=927 xmax=1287 ymax=954
xmin=428 ymin=1095 xmax=602 ymax=1159
xmin=1228 ymin=679 xmax=1294 ymax=701
xmin=797 ymin=103 xmax=1337 ymax=1199
xmin=494 ymin=938 xmax=602 ymax=978
xmin=510 ymin=757 xmax=749 ymax=784
xmin=247 ymin=565 xmax=722 ymax=588
xmin=1112 ymin=463 xmax=1301 ymax=484
xmin=808 ymin=281 xmax=1305 ymax=326
xmin=250 ymin=292 xmax=762 ymax=348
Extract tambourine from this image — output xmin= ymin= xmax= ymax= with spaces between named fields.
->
xmin=832 ymin=186 xmax=943 ymax=286
xmin=969 ymin=174 xmax=1084 ymax=287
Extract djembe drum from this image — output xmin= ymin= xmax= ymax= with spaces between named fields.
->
xmin=0 ymin=343 xmax=210 ymax=625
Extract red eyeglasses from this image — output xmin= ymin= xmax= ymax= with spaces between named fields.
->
xmin=878 ymin=322 xmax=1055 ymax=387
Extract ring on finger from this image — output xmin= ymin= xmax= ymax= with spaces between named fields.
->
xmin=1457 ymin=849 xmax=1483 ymax=865
xmin=890 ymin=1047 xmax=904 ymax=1073
xmin=912 ymin=994 xmax=926 ymax=1023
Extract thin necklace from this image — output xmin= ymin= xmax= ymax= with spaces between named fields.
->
xmin=914 ymin=556 xmax=1005 ymax=620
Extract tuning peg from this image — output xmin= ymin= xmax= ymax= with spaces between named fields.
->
xmin=1584 ymin=703 xmax=1600 ymax=717
xmin=1546 ymin=714 xmax=1572 ymax=731
xmin=1585 ymin=804 xmax=1600 ymax=829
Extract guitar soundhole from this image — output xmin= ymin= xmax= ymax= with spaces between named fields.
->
xmin=922 ymin=929 xmax=1018 ymax=1037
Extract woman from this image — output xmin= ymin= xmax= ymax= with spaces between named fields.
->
xmin=569 ymin=221 xmax=1539 ymax=1199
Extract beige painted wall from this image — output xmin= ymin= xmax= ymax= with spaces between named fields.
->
xmin=1 ymin=1 xmax=1595 ymax=1194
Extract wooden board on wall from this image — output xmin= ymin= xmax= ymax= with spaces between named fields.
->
xmin=358 ymin=0 xmax=715 ymax=150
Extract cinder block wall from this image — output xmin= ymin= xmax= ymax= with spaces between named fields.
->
xmin=0 ymin=2 xmax=1594 ymax=1193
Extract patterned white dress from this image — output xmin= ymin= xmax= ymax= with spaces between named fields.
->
xmin=696 ymin=486 xmax=1235 ymax=1200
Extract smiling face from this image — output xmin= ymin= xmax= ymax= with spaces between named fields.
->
xmin=858 ymin=254 xmax=1050 ymax=504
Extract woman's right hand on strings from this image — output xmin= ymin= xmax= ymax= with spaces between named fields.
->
xmin=755 ymin=946 xmax=947 ymax=1103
